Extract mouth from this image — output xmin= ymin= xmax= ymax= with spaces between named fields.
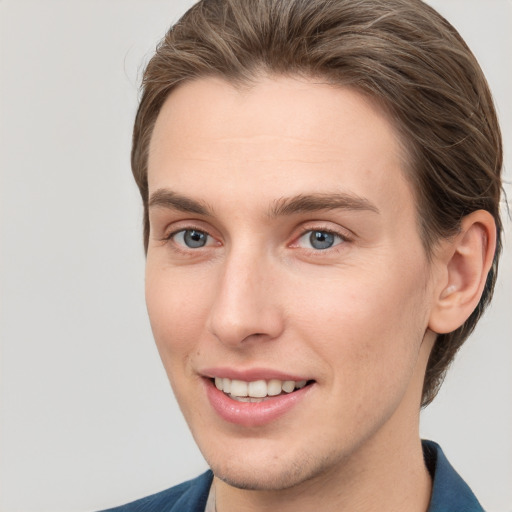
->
xmin=202 ymin=369 xmax=315 ymax=426
xmin=212 ymin=377 xmax=312 ymax=402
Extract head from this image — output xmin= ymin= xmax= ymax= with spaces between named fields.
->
xmin=133 ymin=0 xmax=502 ymax=407
xmin=133 ymin=0 xmax=502 ymax=492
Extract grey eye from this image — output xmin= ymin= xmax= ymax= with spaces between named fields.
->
xmin=297 ymin=230 xmax=342 ymax=250
xmin=174 ymin=229 xmax=209 ymax=248
xmin=309 ymin=231 xmax=335 ymax=250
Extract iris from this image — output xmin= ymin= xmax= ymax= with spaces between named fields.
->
xmin=310 ymin=231 xmax=335 ymax=250
xmin=182 ymin=229 xmax=208 ymax=248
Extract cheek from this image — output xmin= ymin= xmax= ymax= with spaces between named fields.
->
xmin=145 ymin=266 xmax=211 ymax=374
xmin=295 ymin=264 xmax=430 ymax=396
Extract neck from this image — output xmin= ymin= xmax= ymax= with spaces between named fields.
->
xmin=214 ymin=429 xmax=432 ymax=512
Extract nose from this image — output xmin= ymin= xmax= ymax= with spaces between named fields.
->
xmin=206 ymin=248 xmax=285 ymax=348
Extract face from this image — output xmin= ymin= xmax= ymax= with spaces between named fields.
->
xmin=145 ymin=76 xmax=437 ymax=491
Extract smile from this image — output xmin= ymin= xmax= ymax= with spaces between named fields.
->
xmin=214 ymin=377 xmax=308 ymax=402
xmin=204 ymin=375 xmax=314 ymax=427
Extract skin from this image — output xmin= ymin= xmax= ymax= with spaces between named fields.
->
xmin=144 ymin=76 xmax=494 ymax=511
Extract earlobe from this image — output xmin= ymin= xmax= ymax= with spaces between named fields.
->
xmin=428 ymin=210 xmax=496 ymax=334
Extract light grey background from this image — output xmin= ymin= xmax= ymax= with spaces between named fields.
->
xmin=0 ymin=1 xmax=510 ymax=511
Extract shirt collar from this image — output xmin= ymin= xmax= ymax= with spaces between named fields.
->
xmin=423 ymin=439 xmax=484 ymax=512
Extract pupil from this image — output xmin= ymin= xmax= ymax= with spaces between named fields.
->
xmin=310 ymin=231 xmax=334 ymax=250
xmin=184 ymin=230 xmax=206 ymax=248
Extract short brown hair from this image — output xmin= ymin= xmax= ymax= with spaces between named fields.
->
xmin=132 ymin=0 xmax=503 ymax=406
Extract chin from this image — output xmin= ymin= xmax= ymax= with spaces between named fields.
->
xmin=212 ymin=464 xmax=311 ymax=491
xmin=207 ymin=447 xmax=336 ymax=491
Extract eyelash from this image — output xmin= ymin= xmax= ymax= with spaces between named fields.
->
xmin=294 ymin=226 xmax=350 ymax=252
xmin=163 ymin=225 xmax=214 ymax=250
xmin=163 ymin=225 xmax=351 ymax=254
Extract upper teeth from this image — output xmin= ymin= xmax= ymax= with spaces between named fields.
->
xmin=214 ymin=377 xmax=307 ymax=398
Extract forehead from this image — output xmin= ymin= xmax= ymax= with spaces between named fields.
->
xmin=147 ymin=76 xmax=414 ymax=221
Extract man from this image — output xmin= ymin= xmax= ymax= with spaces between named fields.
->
xmin=102 ymin=0 xmax=503 ymax=510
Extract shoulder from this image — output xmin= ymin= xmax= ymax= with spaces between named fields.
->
xmin=423 ymin=440 xmax=485 ymax=512
xmin=98 ymin=470 xmax=213 ymax=512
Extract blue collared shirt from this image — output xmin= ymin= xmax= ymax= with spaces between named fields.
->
xmin=423 ymin=440 xmax=484 ymax=511
xmin=100 ymin=440 xmax=484 ymax=511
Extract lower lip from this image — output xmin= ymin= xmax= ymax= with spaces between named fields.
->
xmin=204 ymin=378 xmax=313 ymax=427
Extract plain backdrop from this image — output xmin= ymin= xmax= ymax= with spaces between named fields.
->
xmin=0 ymin=1 xmax=510 ymax=511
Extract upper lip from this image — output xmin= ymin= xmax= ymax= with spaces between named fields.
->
xmin=200 ymin=367 xmax=312 ymax=382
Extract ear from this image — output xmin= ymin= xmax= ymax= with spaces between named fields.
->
xmin=428 ymin=210 xmax=496 ymax=334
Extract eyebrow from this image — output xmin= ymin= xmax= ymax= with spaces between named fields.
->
xmin=269 ymin=193 xmax=380 ymax=217
xmin=148 ymin=189 xmax=214 ymax=216
xmin=148 ymin=188 xmax=379 ymax=218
